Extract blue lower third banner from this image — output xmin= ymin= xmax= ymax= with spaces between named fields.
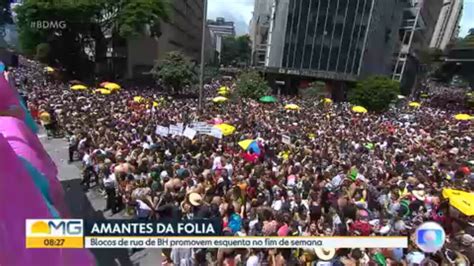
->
xmin=84 ymin=219 xmax=222 ymax=236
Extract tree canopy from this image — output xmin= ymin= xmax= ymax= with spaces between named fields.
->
xmin=220 ymin=35 xmax=251 ymax=66
xmin=349 ymin=76 xmax=400 ymax=112
xmin=151 ymin=51 xmax=197 ymax=93
xmin=14 ymin=0 xmax=170 ymax=78
xmin=235 ymin=70 xmax=270 ymax=99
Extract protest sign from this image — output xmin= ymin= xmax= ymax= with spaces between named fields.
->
xmin=208 ymin=128 xmax=223 ymax=139
xmin=282 ymin=134 xmax=291 ymax=145
xmin=169 ymin=125 xmax=183 ymax=136
xmin=155 ymin=126 xmax=169 ymax=137
xmin=183 ymin=127 xmax=197 ymax=140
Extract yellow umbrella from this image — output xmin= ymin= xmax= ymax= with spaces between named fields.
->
xmin=95 ymin=88 xmax=111 ymax=95
xmin=133 ymin=96 xmax=145 ymax=103
xmin=442 ymin=189 xmax=474 ymax=216
xmin=153 ymin=101 xmax=159 ymax=107
xmin=104 ymin=82 xmax=121 ymax=90
xmin=454 ymin=114 xmax=473 ymax=121
xmin=284 ymin=104 xmax=300 ymax=110
xmin=323 ymin=98 xmax=333 ymax=104
xmin=212 ymin=96 xmax=228 ymax=103
xmin=352 ymin=106 xmax=368 ymax=113
xmin=44 ymin=66 xmax=54 ymax=72
xmin=214 ymin=123 xmax=236 ymax=136
xmin=71 ymin=84 xmax=87 ymax=91
xmin=217 ymin=90 xmax=229 ymax=96
xmin=218 ymin=86 xmax=230 ymax=93
xmin=408 ymin=101 xmax=421 ymax=108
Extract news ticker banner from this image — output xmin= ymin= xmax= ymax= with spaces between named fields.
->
xmin=26 ymin=219 xmax=408 ymax=249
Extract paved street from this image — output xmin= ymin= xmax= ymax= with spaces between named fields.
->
xmin=40 ymin=133 xmax=162 ymax=266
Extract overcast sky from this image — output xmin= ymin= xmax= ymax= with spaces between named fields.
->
xmin=208 ymin=0 xmax=474 ymax=37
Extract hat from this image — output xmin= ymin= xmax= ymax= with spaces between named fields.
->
xmin=412 ymin=186 xmax=426 ymax=201
xmin=314 ymin=248 xmax=336 ymax=261
xmin=188 ymin=192 xmax=203 ymax=206
xmin=160 ymin=170 xmax=169 ymax=179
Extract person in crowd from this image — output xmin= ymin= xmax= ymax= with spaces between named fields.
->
xmin=11 ymin=56 xmax=473 ymax=265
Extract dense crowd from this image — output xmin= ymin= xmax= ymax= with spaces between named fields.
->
xmin=10 ymin=58 xmax=474 ymax=266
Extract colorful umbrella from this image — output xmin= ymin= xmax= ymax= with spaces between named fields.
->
xmin=104 ymin=82 xmax=121 ymax=90
xmin=408 ymin=101 xmax=421 ymax=108
xmin=214 ymin=123 xmax=235 ymax=136
xmin=95 ymin=88 xmax=111 ymax=95
xmin=212 ymin=96 xmax=228 ymax=103
xmin=442 ymin=189 xmax=474 ymax=216
xmin=454 ymin=114 xmax=473 ymax=121
xmin=70 ymin=84 xmax=87 ymax=91
xmin=238 ymin=139 xmax=261 ymax=154
xmin=259 ymin=95 xmax=277 ymax=103
xmin=352 ymin=106 xmax=368 ymax=113
xmin=133 ymin=96 xmax=145 ymax=103
xmin=284 ymin=104 xmax=300 ymax=110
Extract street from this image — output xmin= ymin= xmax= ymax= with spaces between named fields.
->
xmin=40 ymin=133 xmax=162 ymax=266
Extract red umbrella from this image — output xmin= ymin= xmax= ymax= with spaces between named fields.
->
xmin=241 ymin=152 xmax=258 ymax=163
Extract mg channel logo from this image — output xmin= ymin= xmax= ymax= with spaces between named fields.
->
xmin=415 ymin=222 xmax=446 ymax=253
xmin=26 ymin=219 xmax=84 ymax=248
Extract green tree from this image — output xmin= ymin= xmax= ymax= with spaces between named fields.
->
xmin=349 ymin=76 xmax=400 ymax=112
xmin=203 ymin=66 xmax=220 ymax=83
xmin=15 ymin=0 xmax=170 ymax=78
xmin=221 ymin=35 xmax=251 ymax=66
xmin=35 ymin=42 xmax=50 ymax=63
xmin=151 ymin=51 xmax=197 ymax=93
xmin=235 ymin=70 xmax=269 ymax=99
xmin=300 ymin=81 xmax=326 ymax=98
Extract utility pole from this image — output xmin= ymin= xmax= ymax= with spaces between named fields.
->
xmin=198 ymin=0 xmax=208 ymax=111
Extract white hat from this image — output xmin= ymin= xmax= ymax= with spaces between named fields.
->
xmin=188 ymin=192 xmax=203 ymax=206
xmin=314 ymin=248 xmax=336 ymax=261
xmin=412 ymin=185 xmax=426 ymax=201
xmin=160 ymin=170 xmax=169 ymax=179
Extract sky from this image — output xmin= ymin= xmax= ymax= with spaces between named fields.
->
xmin=461 ymin=0 xmax=474 ymax=37
xmin=208 ymin=0 xmax=474 ymax=37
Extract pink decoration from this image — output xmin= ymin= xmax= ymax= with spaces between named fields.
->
xmin=0 ymin=134 xmax=95 ymax=266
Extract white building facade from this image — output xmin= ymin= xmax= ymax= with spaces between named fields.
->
xmin=430 ymin=0 xmax=463 ymax=50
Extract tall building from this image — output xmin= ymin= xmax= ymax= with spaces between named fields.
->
xmin=250 ymin=0 xmax=273 ymax=66
xmin=430 ymin=0 xmax=463 ymax=50
xmin=207 ymin=17 xmax=236 ymax=62
xmin=126 ymin=0 xmax=205 ymax=78
xmin=260 ymin=0 xmax=405 ymax=97
xmin=392 ymin=0 xmax=444 ymax=91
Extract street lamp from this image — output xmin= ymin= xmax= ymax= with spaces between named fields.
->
xmin=198 ymin=0 xmax=207 ymax=111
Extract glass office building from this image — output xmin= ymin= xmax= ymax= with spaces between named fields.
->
xmin=281 ymin=0 xmax=373 ymax=75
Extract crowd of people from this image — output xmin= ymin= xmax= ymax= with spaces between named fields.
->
xmin=11 ymin=58 xmax=474 ymax=265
